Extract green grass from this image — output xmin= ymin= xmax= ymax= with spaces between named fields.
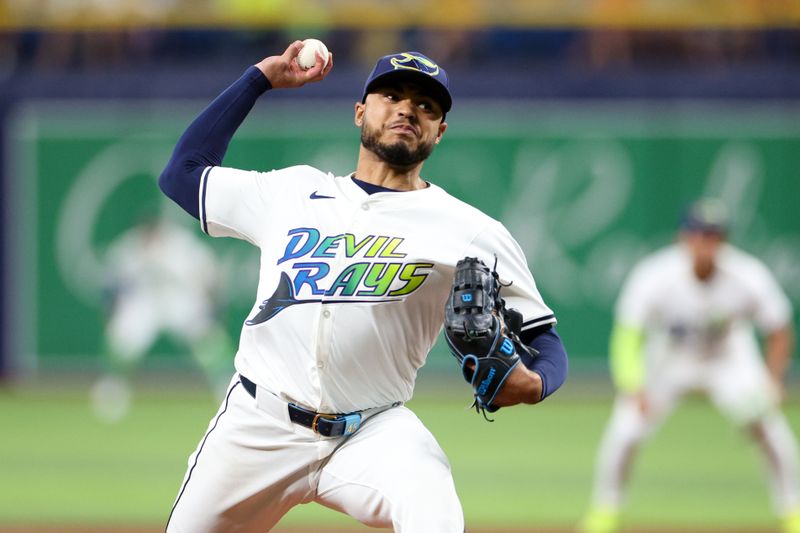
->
xmin=0 ymin=379 xmax=797 ymax=530
xmin=424 ymin=391 xmax=786 ymax=529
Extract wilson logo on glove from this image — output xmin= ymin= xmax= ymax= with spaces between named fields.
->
xmin=476 ymin=368 xmax=496 ymax=396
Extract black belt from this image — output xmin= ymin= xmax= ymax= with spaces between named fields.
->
xmin=240 ymin=375 xmax=361 ymax=437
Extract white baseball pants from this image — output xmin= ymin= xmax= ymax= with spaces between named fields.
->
xmin=166 ymin=375 xmax=464 ymax=532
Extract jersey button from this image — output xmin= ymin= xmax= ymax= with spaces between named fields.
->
xmin=322 ymin=309 xmax=331 ymax=318
xmin=317 ymin=361 xmax=325 ymax=369
xmin=361 ymin=203 xmax=370 ymax=211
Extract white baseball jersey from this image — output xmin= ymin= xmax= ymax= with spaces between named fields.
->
xmin=617 ymin=243 xmax=791 ymax=363
xmin=199 ymin=164 xmax=555 ymax=414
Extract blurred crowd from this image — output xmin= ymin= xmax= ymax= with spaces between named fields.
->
xmin=0 ymin=27 xmax=799 ymax=76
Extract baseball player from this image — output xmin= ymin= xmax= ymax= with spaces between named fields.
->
xmin=90 ymin=212 xmax=232 ymax=422
xmin=158 ymin=41 xmax=568 ymax=532
xmin=579 ymin=199 xmax=800 ymax=533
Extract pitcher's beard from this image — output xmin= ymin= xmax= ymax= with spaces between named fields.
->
xmin=360 ymin=126 xmax=435 ymax=169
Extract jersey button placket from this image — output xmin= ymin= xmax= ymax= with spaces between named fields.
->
xmin=315 ymin=198 xmax=371 ymax=399
xmin=315 ymin=210 xmax=351 ymax=381
xmin=316 ymin=306 xmax=333 ymax=373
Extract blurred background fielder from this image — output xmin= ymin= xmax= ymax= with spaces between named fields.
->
xmin=90 ymin=211 xmax=233 ymax=422
xmin=580 ymin=198 xmax=800 ymax=533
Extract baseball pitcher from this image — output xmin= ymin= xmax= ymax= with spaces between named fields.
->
xmin=159 ymin=41 xmax=569 ymax=532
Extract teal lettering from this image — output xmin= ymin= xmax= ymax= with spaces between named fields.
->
xmin=325 ymin=263 xmax=369 ymax=297
xmin=312 ymin=235 xmax=342 ymax=258
xmin=292 ymin=263 xmax=330 ymax=295
xmin=278 ymin=228 xmax=319 ymax=264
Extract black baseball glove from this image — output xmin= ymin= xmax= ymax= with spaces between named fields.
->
xmin=444 ymin=256 xmax=534 ymax=420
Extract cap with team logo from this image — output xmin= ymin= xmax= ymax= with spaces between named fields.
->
xmin=361 ymin=51 xmax=452 ymax=113
xmin=680 ymin=198 xmax=730 ymax=234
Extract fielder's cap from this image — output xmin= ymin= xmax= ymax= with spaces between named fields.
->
xmin=361 ymin=51 xmax=452 ymax=113
xmin=680 ymin=198 xmax=730 ymax=234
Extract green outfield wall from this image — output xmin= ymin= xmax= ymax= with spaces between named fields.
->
xmin=6 ymin=100 xmax=799 ymax=375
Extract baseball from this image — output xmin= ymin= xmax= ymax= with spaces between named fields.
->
xmin=296 ymin=39 xmax=329 ymax=70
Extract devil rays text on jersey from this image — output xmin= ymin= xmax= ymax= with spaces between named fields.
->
xmin=247 ymin=227 xmax=433 ymax=325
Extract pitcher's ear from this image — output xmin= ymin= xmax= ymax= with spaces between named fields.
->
xmin=354 ymin=102 xmax=365 ymax=127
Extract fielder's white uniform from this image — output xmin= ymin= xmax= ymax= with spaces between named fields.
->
xmin=591 ymin=242 xmax=800 ymax=515
xmin=104 ymin=219 xmax=219 ymax=357
xmin=166 ymin=165 xmax=556 ymax=532
xmin=91 ymin=218 xmax=232 ymax=422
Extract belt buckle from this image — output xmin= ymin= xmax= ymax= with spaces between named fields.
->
xmin=311 ymin=412 xmax=362 ymax=437
xmin=311 ymin=413 xmax=336 ymax=435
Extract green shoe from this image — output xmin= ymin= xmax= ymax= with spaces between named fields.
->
xmin=577 ymin=506 xmax=620 ymax=533
xmin=783 ymin=510 xmax=800 ymax=533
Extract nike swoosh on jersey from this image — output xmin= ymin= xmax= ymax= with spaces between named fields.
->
xmin=310 ymin=191 xmax=336 ymax=199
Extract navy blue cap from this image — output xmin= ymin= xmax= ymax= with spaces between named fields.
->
xmin=361 ymin=51 xmax=452 ymax=113
xmin=681 ymin=198 xmax=729 ymax=234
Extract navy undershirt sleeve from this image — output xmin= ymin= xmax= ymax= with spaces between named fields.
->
xmin=519 ymin=326 xmax=569 ymax=401
xmin=159 ymin=66 xmax=272 ymax=219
